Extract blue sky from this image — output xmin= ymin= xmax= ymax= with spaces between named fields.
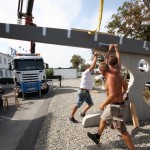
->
xmin=0 ymin=0 xmax=128 ymax=68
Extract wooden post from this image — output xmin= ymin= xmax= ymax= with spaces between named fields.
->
xmin=59 ymin=76 xmax=62 ymax=87
xmin=3 ymin=97 xmax=9 ymax=110
xmin=15 ymin=95 xmax=20 ymax=110
xmin=2 ymin=95 xmax=20 ymax=110
xmin=130 ymin=101 xmax=140 ymax=128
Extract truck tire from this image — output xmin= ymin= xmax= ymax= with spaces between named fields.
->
xmin=0 ymin=95 xmax=3 ymax=108
xmin=0 ymin=89 xmax=5 ymax=94
xmin=17 ymin=92 xmax=22 ymax=98
xmin=42 ymin=85 xmax=49 ymax=94
xmin=46 ymin=85 xmax=49 ymax=93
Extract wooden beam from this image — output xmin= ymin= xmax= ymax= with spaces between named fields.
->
xmin=0 ymin=23 xmax=149 ymax=55
xmin=130 ymin=101 xmax=140 ymax=128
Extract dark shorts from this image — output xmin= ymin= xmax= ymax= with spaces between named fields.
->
xmin=75 ymin=89 xmax=93 ymax=108
xmin=101 ymin=104 xmax=127 ymax=133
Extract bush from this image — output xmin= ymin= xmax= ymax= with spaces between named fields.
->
xmin=46 ymin=68 xmax=54 ymax=78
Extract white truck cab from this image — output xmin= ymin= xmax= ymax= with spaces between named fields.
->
xmin=9 ymin=53 xmax=49 ymax=98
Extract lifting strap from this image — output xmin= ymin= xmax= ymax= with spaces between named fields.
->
xmin=88 ymin=0 xmax=104 ymax=35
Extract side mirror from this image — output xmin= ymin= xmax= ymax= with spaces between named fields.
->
xmin=44 ymin=63 xmax=49 ymax=69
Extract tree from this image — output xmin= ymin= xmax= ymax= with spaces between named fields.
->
xmin=80 ymin=63 xmax=91 ymax=72
xmin=46 ymin=68 xmax=53 ymax=78
xmin=106 ymin=0 xmax=150 ymax=41
xmin=70 ymin=54 xmax=84 ymax=69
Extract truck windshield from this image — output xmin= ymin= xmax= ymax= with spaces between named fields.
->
xmin=14 ymin=59 xmax=44 ymax=71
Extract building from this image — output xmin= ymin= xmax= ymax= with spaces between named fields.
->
xmin=54 ymin=68 xmax=77 ymax=79
xmin=0 ymin=52 xmax=13 ymax=84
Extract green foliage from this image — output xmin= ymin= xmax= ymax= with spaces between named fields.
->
xmin=94 ymin=80 xmax=102 ymax=87
xmin=106 ymin=0 xmax=150 ymax=40
xmin=46 ymin=68 xmax=53 ymax=77
xmin=80 ymin=63 xmax=91 ymax=72
xmin=70 ymin=54 xmax=85 ymax=69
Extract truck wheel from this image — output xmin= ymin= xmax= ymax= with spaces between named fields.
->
xmin=42 ymin=86 xmax=49 ymax=94
xmin=17 ymin=92 xmax=22 ymax=98
xmin=46 ymin=85 xmax=49 ymax=93
xmin=0 ymin=89 xmax=5 ymax=94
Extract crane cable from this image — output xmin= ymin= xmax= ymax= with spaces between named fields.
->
xmin=88 ymin=0 xmax=104 ymax=35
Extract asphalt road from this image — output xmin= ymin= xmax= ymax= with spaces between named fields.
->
xmin=0 ymin=84 xmax=54 ymax=150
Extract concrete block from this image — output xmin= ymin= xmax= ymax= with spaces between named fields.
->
xmin=82 ymin=111 xmax=102 ymax=128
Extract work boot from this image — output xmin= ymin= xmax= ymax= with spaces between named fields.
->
xmin=87 ymin=132 xmax=100 ymax=144
xmin=69 ymin=117 xmax=78 ymax=123
xmin=80 ymin=112 xmax=85 ymax=117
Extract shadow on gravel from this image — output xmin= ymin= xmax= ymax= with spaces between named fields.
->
xmin=130 ymin=120 xmax=150 ymax=150
xmin=60 ymin=86 xmax=105 ymax=93
xmin=87 ymin=139 xmax=127 ymax=150
xmin=21 ymin=92 xmax=47 ymax=101
xmin=87 ymin=120 xmax=150 ymax=150
xmin=53 ymin=87 xmax=77 ymax=96
xmin=34 ymin=112 xmax=54 ymax=150
xmin=61 ymin=85 xmax=79 ymax=89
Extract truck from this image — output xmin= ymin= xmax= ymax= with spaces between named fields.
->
xmin=9 ymin=53 xmax=49 ymax=98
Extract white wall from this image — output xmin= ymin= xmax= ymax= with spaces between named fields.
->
xmin=0 ymin=52 xmax=13 ymax=78
xmin=54 ymin=68 xmax=77 ymax=79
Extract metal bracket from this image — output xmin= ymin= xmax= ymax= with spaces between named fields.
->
xmin=143 ymin=41 xmax=149 ymax=51
xmin=42 ymin=27 xmax=46 ymax=36
xmin=99 ymin=42 xmax=109 ymax=51
xmin=119 ymin=37 xmax=123 ymax=45
xmin=5 ymin=24 xmax=10 ymax=33
xmin=94 ymin=32 xmax=98 ymax=41
xmin=99 ymin=42 xmax=109 ymax=47
xmin=67 ymin=29 xmax=71 ymax=38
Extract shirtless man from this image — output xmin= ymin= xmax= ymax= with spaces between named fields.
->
xmin=87 ymin=62 xmax=135 ymax=150
xmin=105 ymin=44 xmax=128 ymax=97
xmin=105 ymin=44 xmax=121 ymax=75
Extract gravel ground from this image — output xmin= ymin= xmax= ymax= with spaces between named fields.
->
xmin=34 ymin=79 xmax=150 ymax=150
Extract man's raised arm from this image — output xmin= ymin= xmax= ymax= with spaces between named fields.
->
xmin=89 ymin=52 xmax=99 ymax=72
xmin=114 ymin=44 xmax=121 ymax=67
xmin=104 ymin=44 xmax=114 ymax=64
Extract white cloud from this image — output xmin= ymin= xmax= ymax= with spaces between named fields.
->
xmin=33 ymin=0 xmax=82 ymax=28
xmin=0 ymin=0 xmax=120 ymax=68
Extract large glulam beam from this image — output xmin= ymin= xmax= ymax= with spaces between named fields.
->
xmin=0 ymin=23 xmax=149 ymax=55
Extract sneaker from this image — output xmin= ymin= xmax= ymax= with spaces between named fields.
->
xmin=87 ymin=132 xmax=100 ymax=144
xmin=69 ymin=117 xmax=78 ymax=123
xmin=80 ymin=112 xmax=85 ymax=117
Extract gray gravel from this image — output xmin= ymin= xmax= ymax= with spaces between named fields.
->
xmin=34 ymin=79 xmax=150 ymax=150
